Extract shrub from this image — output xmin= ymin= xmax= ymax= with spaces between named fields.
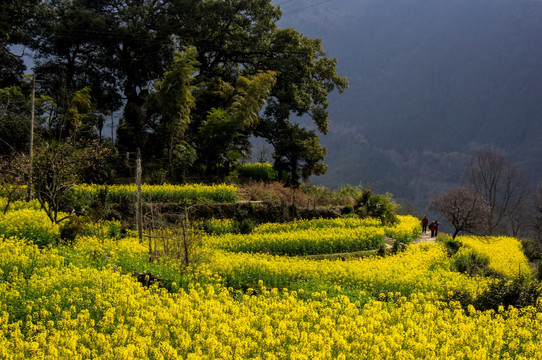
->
xmin=0 ymin=209 xmax=59 ymax=247
xmin=521 ymin=238 xmax=542 ymax=262
xmin=474 ymin=277 xmax=541 ymax=311
xmin=451 ymin=248 xmax=491 ymax=276
xmin=237 ymin=218 xmax=255 ymax=235
xmin=342 ymin=212 xmax=359 ymax=218
xmin=537 ymin=261 xmax=542 ymax=281
xmin=447 ymin=277 xmax=542 ymax=312
xmin=354 ymin=189 xmax=398 ymax=225
xmin=341 ymin=205 xmax=354 ymax=215
xmin=201 ymin=219 xmax=237 ymax=235
xmin=391 ymin=239 xmax=406 ymax=254
xmin=236 ymin=163 xmax=278 ymax=182
xmin=438 ymin=234 xmax=462 ymax=257
xmin=377 ymin=243 xmax=387 ymax=257
xmin=59 ymin=216 xmax=85 ymax=245
xmin=82 ymin=219 xmax=122 ymax=239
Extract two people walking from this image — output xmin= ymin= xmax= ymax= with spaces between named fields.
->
xmin=421 ymin=216 xmax=439 ymax=237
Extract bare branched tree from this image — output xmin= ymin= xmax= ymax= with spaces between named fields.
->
xmin=532 ymin=184 xmax=542 ymax=242
xmin=0 ymin=153 xmax=30 ymax=213
xmin=32 ymin=141 xmax=80 ymax=223
xmin=430 ymin=187 xmax=490 ymax=238
xmin=142 ymin=202 xmax=204 ymax=267
xmin=464 ymin=149 xmax=528 ymax=236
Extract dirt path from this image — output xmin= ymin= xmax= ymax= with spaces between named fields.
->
xmin=413 ymin=230 xmax=436 ymax=244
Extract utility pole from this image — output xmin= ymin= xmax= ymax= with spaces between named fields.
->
xmin=27 ymin=74 xmax=36 ymax=201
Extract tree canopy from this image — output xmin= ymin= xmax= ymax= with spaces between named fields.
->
xmin=2 ymin=0 xmax=347 ymax=185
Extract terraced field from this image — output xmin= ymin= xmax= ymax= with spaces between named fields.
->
xmin=0 ymin=195 xmax=540 ymax=359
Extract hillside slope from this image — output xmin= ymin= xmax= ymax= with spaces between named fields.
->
xmin=276 ymin=0 xmax=542 ymax=210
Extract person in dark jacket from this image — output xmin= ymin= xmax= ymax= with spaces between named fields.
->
xmin=434 ymin=221 xmax=439 ymax=237
xmin=422 ymin=216 xmax=428 ymax=233
xmin=429 ymin=221 xmax=437 ymax=237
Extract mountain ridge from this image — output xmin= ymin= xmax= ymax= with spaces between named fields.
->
xmin=276 ymin=0 xmax=542 ymax=210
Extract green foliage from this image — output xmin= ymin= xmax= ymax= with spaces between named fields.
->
xmin=451 ymin=248 xmax=491 ymax=277
xmin=521 ymin=238 xmax=542 ymax=262
xmin=0 ymin=84 xmax=30 ymax=154
xmin=19 ymin=0 xmax=346 ymax=184
xmin=354 ymin=189 xmax=398 ymax=225
xmin=149 ymin=48 xmax=199 ymax=180
xmin=475 ymin=277 xmax=541 ymax=311
xmin=446 ymin=277 xmax=542 ymax=312
xmin=237 ymin=163 xmax=279 ymax=182
xmin=0 ymin=0 xmax=40 ymax=85
xmin=302 ymin=184 xmax=359 ymax=207
xmin=32 ymin=141 xmax=80 ymax=223
xmin=391 ymin=240 xmax=407 ymax=255
xmin=341 ymin=205 xmax=354 ymax=215
xmin=201 ymin=219 xmax=237 ymax=236
xmin=197 ymin=72 xmax=277 ymax=176
xmin=0 ymin=209 xmax=59 ymax=247
xmin=437 ymin=233 xmax=462 ymax=257
xmin=59 ymin=216 xmax=85 ymax=245
xmin=237 ymin=218 xmax=256 ymax=235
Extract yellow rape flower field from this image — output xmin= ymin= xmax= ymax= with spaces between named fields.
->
xmin=0 ymin=204 xmax=541 ymax=359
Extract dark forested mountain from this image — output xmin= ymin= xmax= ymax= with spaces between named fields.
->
xmin=275 ymin=0 xmax=542 ymax=210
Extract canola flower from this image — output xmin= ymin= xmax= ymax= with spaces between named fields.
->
xmin=207 ymin=226 xmax=385 ymax=256
xmin=252 ymin=215 xmax=420 ymax=244
xmin=456 ymin=235 xmax=531 ymax=279
xmin=0 ymin=236 xmax=541 ymax=359
xmin=71 ymin=183 xmax=239 ymax=204
xmin=0 ymin=214 xmax=540 ymax=359
xmin=198 ymin=218 xmax=237 ymax=235
xmin=0 ymin=198 xmax=41 ymax=212
xmin=384 ymin=215 xmax=421 ymax=243
xmin=252 ymin=217 xmax=382 ymax=233
xmin=0 ymin=209 xmax=59 ymax=247
xmin=208 ymin=243 xmax=488 ymax=297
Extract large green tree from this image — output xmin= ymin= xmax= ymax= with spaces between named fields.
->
xmin=254 ymin=29 xmax=348 ymax=185
xmin=0 ymin=0 xmax=40 ymax=86
xmin=26 ymin=0 xmax=347 ymax=183
xmin=147 ymin=48 xmax=199 ymax=180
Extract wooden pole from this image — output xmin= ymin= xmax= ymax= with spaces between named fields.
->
xmin=136 ymin=148 xmax=143 ymax=243
xmin=27 ymin=74 xmax=36 ymax=201
xmin=111 ymin=113 xmax=114 ymax=144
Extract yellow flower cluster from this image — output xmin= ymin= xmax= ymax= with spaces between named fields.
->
xmin=252 ymin=215 xmax=421 ymax=244
xmin=0 ymin=211 xmax=539 ymax=359
xmin=0 ymin=209 xmax=59 ymax=247
xmin=0 ymin=198 xmax=41 ymax=212
xmin=208 ymin=242 xmax=487 ymax=297
xmin=198 ymin=218 xmax=237 ymax=235
xmin=81 ymin=219 xmax=122 ymax=240
xmin=0 ymin=235 xmax=64 ymax=280
xmin=71 ymin=183 xmax=239 ymax=203
xmin=70 ymin=235 xmax=148 ymax=267
xmin=253 ymin=217 xmax=382 ymax=233
xmin=0 ymin=238 xmax=540 ymax=360
xmin=457 ymin=235 xmax=531 ymax=279
xmin=384 ymin=215 xmax=421 ymax=243
xmin=207 ymin=226 xmax=385 ymax=256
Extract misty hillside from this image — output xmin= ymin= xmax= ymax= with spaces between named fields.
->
xmin=275 ymin=0 xmax=542 ymax=210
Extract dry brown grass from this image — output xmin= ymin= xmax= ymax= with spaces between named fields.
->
xmin=239 ymin=182 xmax=313 ymax=207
